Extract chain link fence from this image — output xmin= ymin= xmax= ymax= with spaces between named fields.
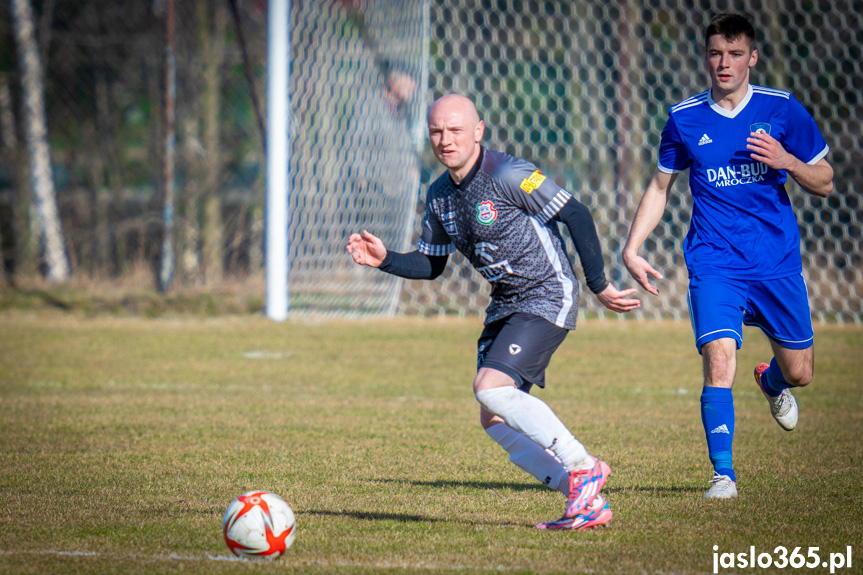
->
xmin=401 ymin=0 xmax=863 ymax=324
xmin=0 ymin=0 xmax=860 ymax=322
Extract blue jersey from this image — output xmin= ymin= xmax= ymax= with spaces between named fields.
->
xmin=658 ymin=84 xmax=829 ymax=279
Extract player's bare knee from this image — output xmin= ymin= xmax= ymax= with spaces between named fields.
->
xmin=473 ymin=367 xmax=515 ymax=394
xmin=701 ymin=340 xmax=736 ymax=387
xmin=472 ymin=372 xmax=490 ymax=394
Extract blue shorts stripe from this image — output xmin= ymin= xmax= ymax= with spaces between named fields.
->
xmin=694 ymin=328 xmax=743 ymax=347
xmin=688 ymin=274 xmax=813 ymax=353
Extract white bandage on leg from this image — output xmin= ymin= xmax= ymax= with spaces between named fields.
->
xmin=475 ymin=386 xmax=589 ymax=471
xmin=485 ymin=422 xmax=569 ymax=494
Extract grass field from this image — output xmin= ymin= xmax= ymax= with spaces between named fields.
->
xmin=0 ymin=312 xmax=861 ymax=574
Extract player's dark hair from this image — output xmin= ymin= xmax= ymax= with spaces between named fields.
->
xmin=704 ymin=13 xmax=756 ymax=51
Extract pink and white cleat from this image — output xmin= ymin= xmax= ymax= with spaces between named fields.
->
xmin=537 ymin=496 xmax=613 ymax=530
xmin=563 ymin=456 xmax=611 ymax=518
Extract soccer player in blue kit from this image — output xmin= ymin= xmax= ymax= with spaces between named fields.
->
xmin=623 ymin=13 xmax=834 ymax=499
xmin=348 ymin=93 xmax=641 ymax=529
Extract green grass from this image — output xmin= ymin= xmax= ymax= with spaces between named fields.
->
xmin=0 ymin=313 xmax=861 ymax=574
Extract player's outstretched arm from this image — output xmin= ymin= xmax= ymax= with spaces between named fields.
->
xmin=346 ymin=229 xmax=387 ymax=268
xmin=622 ymin=170 xmax=676 ymax=296
xmin=746 ymin=131 xmax=834 ymax=198
xmin=595 ymin=283 xmax=641 ymax=313
xmin=347 ymin=229 xmax=449 ymax=279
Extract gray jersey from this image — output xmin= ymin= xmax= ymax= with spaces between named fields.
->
xmin=419 ymin=148 xmax=579 ymax=329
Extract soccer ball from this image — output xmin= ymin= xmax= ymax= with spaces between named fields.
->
xmin=222 ymin=491 xmax=296 ymax=559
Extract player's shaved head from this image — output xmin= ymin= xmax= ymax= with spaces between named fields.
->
xmin=428 ymin=94 xmax=480 ymax=126
xmin=426 ymin=94 xmax=485 ymax=183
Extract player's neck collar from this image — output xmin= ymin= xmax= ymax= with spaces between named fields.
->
xmin=450 ymin=146 xmax=484 ymax=189
xmin=708 ymin=84 xmax=754 ymax=119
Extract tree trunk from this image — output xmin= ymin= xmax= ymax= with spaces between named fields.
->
xmin=0 ymin=74 xmax=35 ymax=279
xmin=200 ymin=0 xmax=225 ymax=285
xmin=10 ymin=0 xmax=69 ymax=282
xmin=179 ymin=118 xmax=201 ymax=284
xmin=140 ymin=50 xmax=163 ymax=277
xmin=93 ymin=69 xmax=121 ymax=277
xmin=158 ymin=0 xmax=176 ymax=292
xmin=248 ymin=164 xmax=264 ymax=276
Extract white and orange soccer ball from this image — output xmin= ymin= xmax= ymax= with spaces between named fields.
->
xmin=222 ymin=491 xmax=296 ymax=559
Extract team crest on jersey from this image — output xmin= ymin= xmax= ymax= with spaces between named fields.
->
xmin=519 ymin=170 xmax=546 ymax=194
xmin=750 ymin=122 xmax=771 ymax=134
xmin=476 ymin=201 xmax=498 ymax=225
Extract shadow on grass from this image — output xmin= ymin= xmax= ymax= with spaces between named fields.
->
xmin=604 ymin=484 xmax=702 ymax=494
xmin=300 ymin=481 xmax=702 ymax=529
xmin=302 ymin=509 xmax=435 ymax=522
xmin=300 ymin=508 xmax=528 ymax=528
xmin=369 ymin=477 xmax=547 ymax=492
xmin=368 ymin=477 xmax=702 ymax=494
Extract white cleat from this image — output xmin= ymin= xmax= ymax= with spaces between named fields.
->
xmin=754 ymin=363 xmax=799 ymax=431
xmin=703 ymin=473 xmax=738 ymax=499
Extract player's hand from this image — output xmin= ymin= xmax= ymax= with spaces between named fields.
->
xmin=746 ymin=131 xmax=795 ymax=171
xmin=595 ymin=283 xmax=641 ymax=313
xmin=623 ymin=253 xmax=663 ymax=296
xmin=346 ymin=229 xmax=387 ymax=268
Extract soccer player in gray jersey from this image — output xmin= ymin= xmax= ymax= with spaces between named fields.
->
xmin=347 ymin=94 xmax=640 ymax=530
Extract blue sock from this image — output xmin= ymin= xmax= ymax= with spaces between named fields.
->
xmin=700 ymin=386 xmax=736 ymax=482
xmin=759 ymin=357 xmax=790 ymax=397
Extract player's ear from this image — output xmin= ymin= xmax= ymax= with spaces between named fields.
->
xmin=475 ymin=120 xmax=485 ymax=143
xmin=749 ymin=47 xmax=758 ymax=68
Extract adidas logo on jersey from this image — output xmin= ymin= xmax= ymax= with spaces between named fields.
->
xmin=710 ymin=424 xmax=730 ymax=434
xmin=698 ymin=133 xmax=713 ymax=146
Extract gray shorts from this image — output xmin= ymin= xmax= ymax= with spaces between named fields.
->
xmin=477 ymin=312 xmax=569 ymax=392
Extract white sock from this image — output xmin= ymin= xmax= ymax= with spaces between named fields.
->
xmin=475 ymin=386 xmax=590 ymax=471
xmin=485 ymin=422 xmax=569 ymax=494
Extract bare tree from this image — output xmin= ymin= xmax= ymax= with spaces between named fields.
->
xmin=158 ymin=0 xmax=177 ymax=292
xmin=0 ymin=74 xmax=34 ymax=279
xmin=171 ymin=0 xmax=227 ymax=287
xmin=199 ymin=0 xmax=226 ymax=285
xmin=10 ymin=0 xmax=69 ymax=281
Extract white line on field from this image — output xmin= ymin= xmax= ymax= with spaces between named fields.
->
xmin=0 ymin=549 xmax=533 ymax=571
xmin=0 ymin=549 xmax=243 ymax=562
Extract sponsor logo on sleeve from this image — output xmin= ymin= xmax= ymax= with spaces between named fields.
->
xmin=519 ymin=170 xmax=546 ymax=194
xmin=442 ymin=211 xmax=458 ymax=235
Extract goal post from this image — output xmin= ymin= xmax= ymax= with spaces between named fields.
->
xmin=265 ymin=0 xmax=289 ymax=322
xmin=268 ymin=0 xmax=430 ymax=317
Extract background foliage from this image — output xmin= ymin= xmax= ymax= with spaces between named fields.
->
xmin=0 ymin=0 xmax=861 ymax=321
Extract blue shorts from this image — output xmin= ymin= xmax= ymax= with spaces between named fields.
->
xmin=687 ymin=274 xmax=814 ymax=353
xmin=477 ymin=313 xmax=569 ymax=392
